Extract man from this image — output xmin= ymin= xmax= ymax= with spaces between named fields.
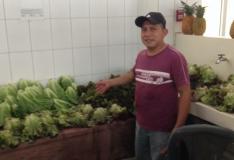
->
xmin=96 ymin=12 xmax=191 ymax=160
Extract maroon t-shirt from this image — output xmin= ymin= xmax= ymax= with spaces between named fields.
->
xmin=133 ymin=45 xmax=190 ymax=132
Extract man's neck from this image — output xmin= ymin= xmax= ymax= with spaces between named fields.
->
xmin=147 ymin=42 xmax=167 ymax=56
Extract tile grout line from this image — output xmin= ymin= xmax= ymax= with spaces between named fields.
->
xmin=2 ymin=43 xmax=138 ymax=54
xmin=5 ymin=16 xmax=138 ymax=21
xmin=28 ymin=19 xmax=36 ymax=80
xmin=88 ymin=0 xmax=94 ymax=81
xmin=68 ymin=0 xmax=76 ymax=77
xmin=48 ymin=0 xmax=56 ymax=79
xmin=124 ymin=0 xmax=127 ymax=72
xmin=2 ymin=0 xmax=13 ymax=83
xmin=106 ymin=0 xmax=110 ymax=76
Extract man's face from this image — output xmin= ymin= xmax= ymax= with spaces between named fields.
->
xmin=141 ymin=21 xmax=168 ymax=49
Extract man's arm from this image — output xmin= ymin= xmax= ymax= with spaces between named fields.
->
xmin=96 ymin=70 xmax=134 ymax=94
xmin=173 ymin=85 xmax=191 ymax=131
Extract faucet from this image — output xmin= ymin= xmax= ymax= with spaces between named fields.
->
xmin=215 ymin=54 xmax=228 ymax=64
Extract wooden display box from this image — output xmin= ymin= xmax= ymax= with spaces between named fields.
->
xmin=0 ymin=118 xmax=135 ymax=160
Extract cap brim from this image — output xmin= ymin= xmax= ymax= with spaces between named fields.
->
xmin=135 ymin=16 xmax=149 ymax=27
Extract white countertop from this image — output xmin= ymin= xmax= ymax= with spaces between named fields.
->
xmin=190 ymin=102 xmax=234 ymax=131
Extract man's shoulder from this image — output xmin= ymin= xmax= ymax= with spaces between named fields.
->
xmin=136 ymin=49 xmax=147 ymax=58
xmin=166 ymin=45 xmax=182 ymax=55
xmin=138 ymin=49 xmax=147 ymax=55
xmin=166 ymin=45 xmax=185 ymax=60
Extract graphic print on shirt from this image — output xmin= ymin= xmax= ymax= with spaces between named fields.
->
xmin=135 ymin=68 xmax=173 ymax=85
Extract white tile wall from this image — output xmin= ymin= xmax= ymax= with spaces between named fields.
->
xmin=72 ymin=18 xmax=90 ymax=48
xmin=53 ymin=49 xmax=74 ymax=77
xmin=108 ymin=0 xmax=124 ymax=17
xmin=91 ymin=46 xmax=108 ymax=74
xmin=90 ymin=0 xmax=107 ymax=18
xmin=4 ymin=0 xmax=21 ymax=19
xmin=70 ymin=0 xmax=90 ymax=18
xmin=0 ymin=0 xmax=175 ymax=85
xmin=91 ymin=18 xmax=108 ymax=46
xmin=125 ymin=0 xmax=138 ymax=16
xmin=6 ymin=20 xmax=31 ymax=52
xmin=51 ymin=19 xmax=72 ymax=49
xmin=0 ymin=54 xmax=11 ymax=84
xmin=0 ymin=0 xmax=4 ymax=19
xmin=33 ymin=51 xmax=54 ymax=80
xmin=30 ymin=20 xmax=52 ymax=51
xmin=42 ymin=0 xmax=50 ymax=19
xmin=10 ymin=52 xmax=34 ymax=82
xmin=125 ymin=17 xmax=138 ymax=44
xmin=109 ymin=45 xmax=125 ymax=73
xmin=50 ymin=0 xmax=70 ymax=18
xmin=108 ymin=18 xmax=125 ymax=45
xmin=5 ymin=0 xmax=50 ymax=19
xmin=73 ymin=47 xmax=92 ymax=76
xmin=125 ymin=44 xmax=139 ymax=70
xmin=159 ymin=0 xmax=174 ymax=16
xmin=0 ymin=21 xmax=8 ymax=53
xmin=164 ymin=16 xmax=175 ymax=45
xmin=137 ymin=0 xmax=158 ymax=16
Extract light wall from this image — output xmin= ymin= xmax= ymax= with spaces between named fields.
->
xmin=175 ymin=34 xmax=234 ymax=80
xmin=0 ymin=0 xmax=176 ymax=85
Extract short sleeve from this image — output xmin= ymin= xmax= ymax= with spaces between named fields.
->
xmin=131 ymin=51 xmax=142 ymax=76
xmin=171 ymin=53 xmax=190 ymax=89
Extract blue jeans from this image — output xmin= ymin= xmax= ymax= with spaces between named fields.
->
xmin=135 ymin=123 xmax=170 ymax=160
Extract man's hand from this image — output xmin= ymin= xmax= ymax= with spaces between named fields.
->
xmin=95 ymin=80 xmax=111 ymax=94
xmin=96 ymin=71 xmax=134 ymax=94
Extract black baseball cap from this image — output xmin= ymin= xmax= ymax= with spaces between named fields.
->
xmin=135 ymin=12 xmax=166 ymax=28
